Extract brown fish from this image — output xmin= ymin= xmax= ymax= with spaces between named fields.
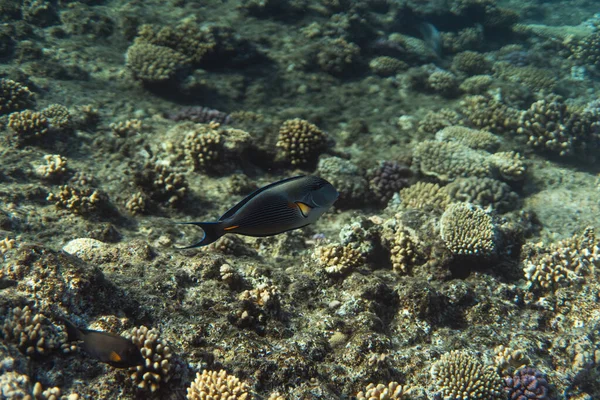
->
xmin=63 ymin=318 xmax=144 ymax=368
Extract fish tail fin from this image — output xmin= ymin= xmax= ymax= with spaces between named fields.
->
xmin=175 ymin=222 xmax=222 ymax=248
xmin=61 ymin=317 xmax=84 ymax=342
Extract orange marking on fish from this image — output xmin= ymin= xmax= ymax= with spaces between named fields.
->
xmin=109 ymin=351 xmax=122 ymax=362
xmin=296 ymin=202 xmax=312 ymax=217
xmin=287 ymin=202 xmax=297 ymax=209
xmin=224 ymin=225 xmax=240 ymax=231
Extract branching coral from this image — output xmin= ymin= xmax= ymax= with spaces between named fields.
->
xmin=522 ymin=227 xmax=600 ymax=291
xmin=277 ymin=118 xmax=327 ymax=167
xmin=440 ymin=203 xmax=497 ymax=256
xmin=460 ymin=95 xmax=519 ymax=134
xmin=186 ymin=369 xmax=250 ymax=400
xmin=355 ymin=382 xmax=414 ymax=399
xmin=7 ymin=110 xmax=49 ymax=145
xmin=0 ymin=78 xmax=34 ymax=115
xmin=127 ymin=326 xmax=173 ymax=393
xmin=1 ymin=305 xmax=64 ymax=356
xmin=446 ymin=177 xmax=519 ymax=212
xmin=435 ymin=126 xmax=501 ymax=152
xmin=399 ymin=182 xmax=451 ymax=211
xmin=413 ymin=140 xmax=492 ymax=182
xmin=317 ymin=37 xmax=361 ymax=76
xmin=315 ymin=243 xmax=365 ymax=275
xmin=47 ymin=185 xmax=103 ymax=215
xmin=134 ymin=161 xmax=188 ymax=207
xmin=126 ymin=42 xmax=190 ymax=83
xmin=504 ymin=367 xmax=550 ymax=400
xmin=368 ymin=161 xmax=412 ymax=206
xmin=431 ymin=350 xmax=504 ymax=400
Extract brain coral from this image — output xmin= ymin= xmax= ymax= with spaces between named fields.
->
xmin=431 ymin=350 xmax=504 ymax=400
xmin=440 ymin=203 xmax=497 ymax=256
xmin=413 ymin=140 xmax=492 ymax=182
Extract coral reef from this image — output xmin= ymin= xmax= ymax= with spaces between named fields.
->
xmin=440 ymin=203 xmax=497 ymax=256
xmin=445 ymin=177 xmax=519 ymax=212
xmin=435 ymin=126 xmax=501 ymax=152
xmin=127 ymin=325 xmax=174 ymax=393
xmin=318 ymin=156 xmax=368 ymax=208
xmin=369 ymin=56 xmax=407 ymax=77
xmin=109 ymin=119 xmax=142 ymax=138
xmin=504 ymin=367 xmax=551 ymax=400
xmin=181 ymin=123 xmax=224 ymax=172
xmin=489 ymin=151 xmax=527 ymax=181
xmin=413 ymin=140 xmax=492 ymax=182
xmin=41 ymin=104 xmax=71 ymax=131
xmin=186 ymin=369 xmax=250 ymax=400
xmin=36 ymin=154 xmax=68 ymax=180
xmin=126 ymin=43 xmax=190 ymax=83
xmin=431 ymin=350 xmax=504 ymax=400
xmin=1 ymin=305 xmax=64 ymax=357
xmin=277 ymin=118 xmax=327 ymax=167
xmin=134 ymin=161 xmax=188 ymax=207
xmin=452 ymin=51 xmax=491 ymax=75
xmin=417 ymin=109 xmax=465 ymax=135
xmin=314 ymin=243 xmax=365 ymax=275
xmin=368 ymin=161 xmax=412 ymax=206
xmin=7 ymin=110 xmax=49 ymax=145
xmin=460 ymin=95 xmax=519 ymax=134
xmin=47 ymin=185 xmax=102 ymax=215
xmin=0 ymin=79 xmax=34 ymax=115
xmin=399 ymin=182 xmax=451 ymax=211
xmin=522 ymin=227 xmax=600 ymax=291
xmin=317 ymin=37 xmax=361 ymax=76
xmin=355 ymin=382 xmax=414 ymax=399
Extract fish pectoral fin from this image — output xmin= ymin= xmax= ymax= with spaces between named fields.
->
xmin=224 ymin=225 xmax=239 ymax=231
xmin=109 ymin=351 xmax=122 ymax=363
xmin=295 ymin=202 xmax=312 ymax=218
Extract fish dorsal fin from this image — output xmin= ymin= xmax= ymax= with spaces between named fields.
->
xmin=218 ymin=175 xmax=306 ymax=221
xmin=295 ymin=202 xmax=312 ymax=217
xmin=109 ymin=351 xmax=122 ymax=362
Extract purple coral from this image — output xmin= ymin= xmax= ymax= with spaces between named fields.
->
xmin=368 ymin=160 xmax=412 ymax=206
xmin=168 ymin=106 xmax=232 ymax=125
xmin=504 ymin=367 xmax=551 ymax=400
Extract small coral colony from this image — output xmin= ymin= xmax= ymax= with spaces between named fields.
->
xmin=2 ymin=0 xmax=600 ymax=399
